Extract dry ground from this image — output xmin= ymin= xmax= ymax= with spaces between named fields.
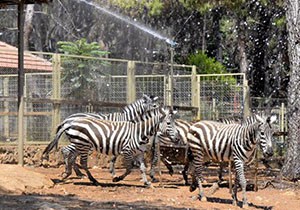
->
xmin=0 ymin=164 xmax=299 ymax=210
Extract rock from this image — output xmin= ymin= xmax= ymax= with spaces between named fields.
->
xmin=0 ymin=164 xmax=53 ymax=194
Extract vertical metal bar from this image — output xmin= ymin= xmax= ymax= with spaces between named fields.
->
xmin=169 ymin=47 xmax=174 ymax=109
xmin=17 ymin=0 xmax=25 ymax=166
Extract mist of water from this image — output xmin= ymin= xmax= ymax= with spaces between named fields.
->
xmin=79 ymin=0 xmax=176 ymax=46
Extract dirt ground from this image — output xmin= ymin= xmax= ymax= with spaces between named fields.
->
xmin=0 ymin=164 xmax=299 ymax=210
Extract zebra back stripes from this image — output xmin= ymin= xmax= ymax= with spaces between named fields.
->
xmin=187 ymin=114 xmax=276 ymax=207
xmin=58 ymin=94 xmax=158 ymax=129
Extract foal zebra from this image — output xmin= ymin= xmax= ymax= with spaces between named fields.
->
xmin=42 ymin=106 xmax=179 ymax=186
xmin=187 ymin=114 xmax=276 ymax=207
xmin=53 ymin=94 xmax=158 ymax=177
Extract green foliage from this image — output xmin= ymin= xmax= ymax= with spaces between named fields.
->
xmin=274 ymin=16 xmax=285 ymax=27
xmin=58 ymin=39 xmax=110 ymax=100
xmin=58 ymin=38 xmax=108 ymax=57
xmin=187 ymin=51 xmax=226 ymax=74
xmin=109 ymin=0 xmax=164 ymax=16
xmin=146 ymin=0 xmax=164 ymax=16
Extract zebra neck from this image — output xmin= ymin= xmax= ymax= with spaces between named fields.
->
xmin=241 ymin=123 xmax=258 ymax=150
xmin=122 ymin=100 xmax=144 ymax=121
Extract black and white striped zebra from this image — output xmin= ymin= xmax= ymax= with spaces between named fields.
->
xmin=42 ymin=106 xmax=179 ymax=186
xmin=149 ymin=117 xmax=241 ymax=184
xmin=149 ymin=119 xmax=191 ymax=182
xmin=52 ymin=94 xmax=158 ymax=177
xmin=187 ymin=114 xmax=276 ymax=207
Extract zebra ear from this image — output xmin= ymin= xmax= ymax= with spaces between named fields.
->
xmin=267 ymin=115 xmax=277 ymax=124
xmin=151 ymin=96 xmax=159 ymax=101
xmin=255 ymin=114 xmax=264 ymax=123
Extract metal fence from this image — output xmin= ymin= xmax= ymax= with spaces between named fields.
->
xmin=1 ymin=51 xmax=249 ymax=144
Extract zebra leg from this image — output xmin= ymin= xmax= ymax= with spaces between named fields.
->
xmin=218 ymin=162 xmax=225 ymax=183
xmin=112 ymin=155 xmax=134 ymax=183
xmin=136 ymin=153 xmax=151 ymax=186
xmin=79 ymin=149 xmax=100 ymax=186
xmin=161 ymin=158 xmax=174 ymax=176
xmin=149 ymin=137 xmax=159 ymax=182
xmin=61 ymin=145 xmax=76 ymax=179
xmin=182 ymin=161 xmax=190 ymax=185
xmin=232 ymin=159 xmax=248 ymax=208
xmin=109 ymin=155 xmax=117 ymax=178
xmin=73 ymin=163 xmax=85 ymax=178
xmin=190 ymin=151 xmax=206 ymax=201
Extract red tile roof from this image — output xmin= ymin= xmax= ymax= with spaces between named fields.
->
xmin=0 ymin=41 xmax=52 ymax=73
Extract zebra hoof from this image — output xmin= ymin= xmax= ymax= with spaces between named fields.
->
xmin=200 ymin=196 xmax=207 ymax=202
xmin=242 ymin=202 xmax=249 ymax=209
xmin=113 ymin=177 xmax=121 ymax=182
xmin=189 ymin=184 xmax=197 ymax=192
xmin=232 ymin=200 xmax=237 ymax=206
xmin=151 ymin=178 xmax=159 ymax=183
xmin=144 ymin=182 xmax=152 ymax=188
xmin=92 ymin=181 xmax=100 ymax=186
xmin=61 ymin=172 xmax=71 ymax=180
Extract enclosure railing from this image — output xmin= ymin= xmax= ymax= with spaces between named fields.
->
xmin=0 ymin=51 xmax=256 ymax=145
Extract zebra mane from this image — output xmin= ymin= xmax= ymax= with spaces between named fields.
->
xmin=121 ymin=94 xmax=158 ymax=115
xmin=241 ymin=115 xmax=258 ymax=126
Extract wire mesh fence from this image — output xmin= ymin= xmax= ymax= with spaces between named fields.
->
xmin=1 ymin=50 xmax=252 ymax=145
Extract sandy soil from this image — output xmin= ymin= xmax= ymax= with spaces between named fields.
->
xmin=0 ymin=164 xmax=299 ymax=210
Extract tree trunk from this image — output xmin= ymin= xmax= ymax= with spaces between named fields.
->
xmin=201 ymin=13 xmax=207 ymax=52
xmin=281 ymin=0 xmax=300 ymax=181
xmin=24 ymin=4 xmax=34 ymax=50
xmin=236 ymin=15 xmax=249 ymax=75
xmin=212 ymin=7 xmax=223 ymax=62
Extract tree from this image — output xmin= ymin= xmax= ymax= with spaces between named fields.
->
xmin=58 ymin=38 xmax=109 ymax=100
xmin=187 ymin=51 xmax=226 ymax=74
xmin=281 ymin=0 xmax=300 ymax=181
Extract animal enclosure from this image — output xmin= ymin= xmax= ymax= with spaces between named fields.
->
xmin=0 ymin=51 xmax=286 ymax=147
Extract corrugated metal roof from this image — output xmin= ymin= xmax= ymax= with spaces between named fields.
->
xmin=0 ymin=41 xmax=52 ymax=73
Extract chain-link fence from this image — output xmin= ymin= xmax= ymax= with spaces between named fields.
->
xmin=0 ymin=51 xmax=248 ymax=144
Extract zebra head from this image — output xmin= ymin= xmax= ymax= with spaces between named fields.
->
xmin=122 ymin=94 xmax=159 ymax=120
xmin=255 ymin=114 xmax=277 ymax=157
xmin=158 ymin=107 xmax=180 ymax=143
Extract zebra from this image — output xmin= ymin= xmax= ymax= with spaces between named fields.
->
xmin=187 ymin=114 xmax=276 ymax=208
xmin=149 ymin=117 xmax=240 ymax=184
xmin=51 ymin=94 xmax=159 ymax=177
xmin=149 ymin=119 xmax=191 ymax=183
xmin=42 ymin=106 xmax=179 ymax=186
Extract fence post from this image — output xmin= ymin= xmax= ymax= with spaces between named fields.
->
xmin=243 ymin=79 xmax=250 ymax=118
xmin=191 ymin=65 xmax=200 ymax=119
xmin=127 ymin=61 xmax=136 ymax=103
xmin=51 ymin=54 xmax=61 ymax=138
xmin=3 ymin=78 xmax=10 ymax=139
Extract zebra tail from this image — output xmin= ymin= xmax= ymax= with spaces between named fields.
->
xmin=41 ymin=123 xmax=70 ymax=161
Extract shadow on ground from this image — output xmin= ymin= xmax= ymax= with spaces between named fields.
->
xmin=0 ymin=193 xmax=199 ymax=210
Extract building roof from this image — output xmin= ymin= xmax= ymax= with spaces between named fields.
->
xmin=0 ymin=41 xmax=52 ymax=73
xmin=0 ymin=0 xmax=52 ymax=7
